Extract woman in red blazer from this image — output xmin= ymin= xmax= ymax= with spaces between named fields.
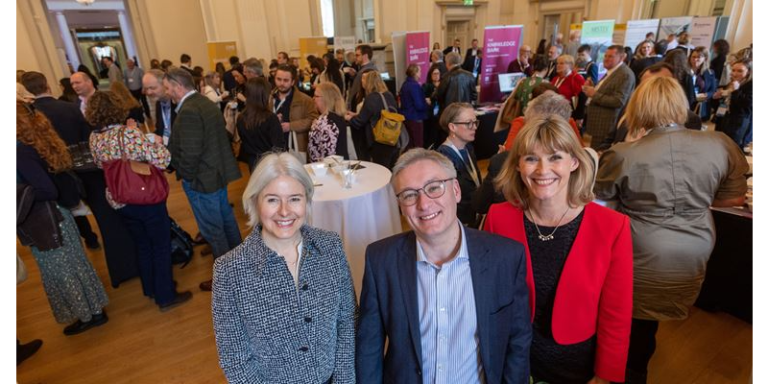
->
xmin=484 ymin=115 xmax=633 ymax=384
xmin=551 ymin=54 xmax=585 ymax=111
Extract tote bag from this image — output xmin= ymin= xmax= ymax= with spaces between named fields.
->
xmin=102 ymin=128 xmax=169 ymax=205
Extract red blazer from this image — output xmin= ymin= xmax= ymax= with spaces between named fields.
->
xmin=552 ymin=71 xmax=586 ymax=102
xmin=484 ymin=202 xmax=633 ymax=382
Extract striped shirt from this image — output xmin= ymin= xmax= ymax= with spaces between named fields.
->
xmin=416 ymin=223 xmax=485 ymax=384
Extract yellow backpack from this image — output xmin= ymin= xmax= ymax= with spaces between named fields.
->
xmin=372 ymin=93 xmax=405 ymax=146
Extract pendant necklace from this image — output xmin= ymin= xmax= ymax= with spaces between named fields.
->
xmin=528 ymin=207 xmax=570 ymax=241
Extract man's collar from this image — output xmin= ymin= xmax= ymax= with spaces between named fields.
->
xmin=415 ymin=220 xmax=467 ymax=265
xmin=175 ymin=90 xmax=196 ymax=112
xmin=35 ymin=94 xmax=54 ymax=99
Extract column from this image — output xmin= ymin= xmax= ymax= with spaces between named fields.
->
xmin=117 ymin=10 xmax=139 ymax=62
xmin=54 ymin=12 xmax=80 ymax=69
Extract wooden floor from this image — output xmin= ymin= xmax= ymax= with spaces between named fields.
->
xmin=16 ymin=160 xmax=752 ymax=383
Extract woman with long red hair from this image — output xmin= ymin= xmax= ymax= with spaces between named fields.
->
xmin=16 ymin=100 xmax=109 ymax=336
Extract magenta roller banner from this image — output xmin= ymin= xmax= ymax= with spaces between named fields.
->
xmin=405 ymin=31 xmax=430 ymax=84
xmin=480 ymin=25 xmax=523 ymax=103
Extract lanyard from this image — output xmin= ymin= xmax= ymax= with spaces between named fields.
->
xmin=553 ymin=74 xmax=567 ymax=89
xmin=161 ymin=103 xmax=171 ymax=136
xmin=444 ymin=140 xmax=480 ymax=187
xmin=273 ymin=93 xmax=288 ymax=114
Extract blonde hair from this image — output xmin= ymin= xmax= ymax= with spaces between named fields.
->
xmin=557 ymin=54 xmax=575 ymax=68
xmin=624 ymin=76 xmax=688 ymax=137
xmin=314 ymin=82 xmax=347 ymax=115
xmin=242 ymin=152 xmax=314 ymax=228
xmin=363 ymin=71 xmax=388 ymax=95
xmin=495 ymin=115 xmax=594 ymax=209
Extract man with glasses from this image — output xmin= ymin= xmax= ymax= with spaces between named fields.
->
xmin=507 ymin=45 xmax=534 ymax=77
xmin=356 ymin=148 xmax=531 ymax=384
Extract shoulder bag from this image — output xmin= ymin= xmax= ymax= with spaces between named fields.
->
xmin=102 ymin=127 xmax=169 ymax=205
xmin=373 ymin=93 xmax=405 ymax=147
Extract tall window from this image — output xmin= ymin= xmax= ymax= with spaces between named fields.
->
xmin=320 ymin=0 xmax=335 ymax=37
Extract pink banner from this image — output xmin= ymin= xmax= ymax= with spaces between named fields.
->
xmin=480 ymin=26 xmax=523 ymax=103
xmin=406 ymin=32 xmax=430 ymax=84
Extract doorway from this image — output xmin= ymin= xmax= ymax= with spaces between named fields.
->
xmin=446 ymin=20 xmax=471 ymax=54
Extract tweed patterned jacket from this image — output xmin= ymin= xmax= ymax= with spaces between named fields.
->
xmin=212 ymin=225 xmax=358 ymax=384
xmin=169 ymin=92 xmax=241 ymax=193
xmin=585 ymin=63 xmax=636 ymax=145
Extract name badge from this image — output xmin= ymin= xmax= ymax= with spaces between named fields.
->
xmin=716 ymin=103 xmax=728 ymax=117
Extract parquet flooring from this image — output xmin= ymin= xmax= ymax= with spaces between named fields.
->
xmin=16 ymin=160 xmax=752 ymax=383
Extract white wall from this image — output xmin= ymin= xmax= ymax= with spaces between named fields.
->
xmin=137 ymin=0 xmax=208 ymax=68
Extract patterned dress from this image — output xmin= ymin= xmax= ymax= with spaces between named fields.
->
xmin=308 ymin=114 xmax=340 ymax=162
xmin=31 ymin=207 xmax=110 ymax=324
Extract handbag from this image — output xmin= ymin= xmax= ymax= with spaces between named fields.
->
xmin=372 ymin=93 xmax=405 ymax=147
xmin=102 ymin=127 xmax=169 ymax=205
xmin=288 ymin=130 xmax=307 ymax=164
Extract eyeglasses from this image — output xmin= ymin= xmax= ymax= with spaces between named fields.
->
xmin=452 ymin=120 xmax=479 ymax=129
xmin=395 ymin=178 xmax=454 ymax=206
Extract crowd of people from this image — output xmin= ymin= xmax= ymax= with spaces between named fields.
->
xmin=16 ymin=32 xmax=751 ymax=384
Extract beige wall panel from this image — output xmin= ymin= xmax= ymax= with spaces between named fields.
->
xmin=141 ymin=0 xmax=208 ymax=68
xmin=17 ymin=5 xmax=42 ymax=72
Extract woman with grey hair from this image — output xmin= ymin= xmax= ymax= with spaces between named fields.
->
xmin=212 ymin=152 xmax=357 ymax=384
xmin=503 ymin=86 xmax=583 ymax=150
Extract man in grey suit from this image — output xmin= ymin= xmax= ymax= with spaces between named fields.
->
xmin=356 ymin=148 xmax=531 ymax=384
xmin=582 ymin=45 xmax=636 ymax=148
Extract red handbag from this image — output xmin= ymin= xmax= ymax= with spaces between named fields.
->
xmin=102 ymin=127 xmax=169 ymax=205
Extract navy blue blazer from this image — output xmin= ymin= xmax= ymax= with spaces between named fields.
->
xmin=154 ymin=100 xmax=178 ymax=138
xmin=356 ymin=228 xmax=531 ymax=384
xmin=33 ymin=96 xmax=92 ymax=145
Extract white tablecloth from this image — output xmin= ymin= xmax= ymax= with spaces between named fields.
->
xmin=306 ymin=161 xmax=402 ymax=296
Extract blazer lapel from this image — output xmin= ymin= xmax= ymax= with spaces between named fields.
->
xmin=467 ymin=230 xmax=493 ymax=375
xmin=397 ymin=232 xmax=423 ymax=365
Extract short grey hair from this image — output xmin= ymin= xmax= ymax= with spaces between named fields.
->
xmin=431 ymin=50 xmax=444 ymax=61
xmin=445 ymin=52 xmax=461 ymax=67
xmin=165 ymin=68 xmax=195 ymax=90
xmin=524 ymin=91 xmax=572 ymax=121
xmin=242 ymin=58 xmax=264 ymax=76
xmin=391 ymin=148 xmax=457 ymax=186
xmin=145 ymin=68 xmax=166 ymax=82
xmin=242 ymin=152 xmax=314 ymax=227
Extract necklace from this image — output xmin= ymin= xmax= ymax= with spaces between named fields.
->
xmin=528 ymin=207 xmax=570 ymax=241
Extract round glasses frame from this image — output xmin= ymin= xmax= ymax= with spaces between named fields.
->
xmin=395 ymin=178 xmax=455 ymax=206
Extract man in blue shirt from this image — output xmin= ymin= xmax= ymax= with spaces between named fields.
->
xmin=356 ymin=148 xmax=531 ymax=384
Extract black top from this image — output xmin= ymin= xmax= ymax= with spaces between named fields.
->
xmin=524 ymin=210 xmax=597 ymax=384
xmin=436 ymin=143 xmax=482 ymax=227
xmin=236 ymin=112 xmax=285 ymax=166
xmin=33 ymin=96 xmax=92 ymax=145
xmin=128 ymin=106 xmax=145 ymax=125
xmin=17 ymin=143 xmax=80 ymax=208
xmin=711 ymin=54 xmax=727 ymax=83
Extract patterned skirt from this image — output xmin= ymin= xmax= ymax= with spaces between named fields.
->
xmin=30 ymin=206 xmax=109 ymax=324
